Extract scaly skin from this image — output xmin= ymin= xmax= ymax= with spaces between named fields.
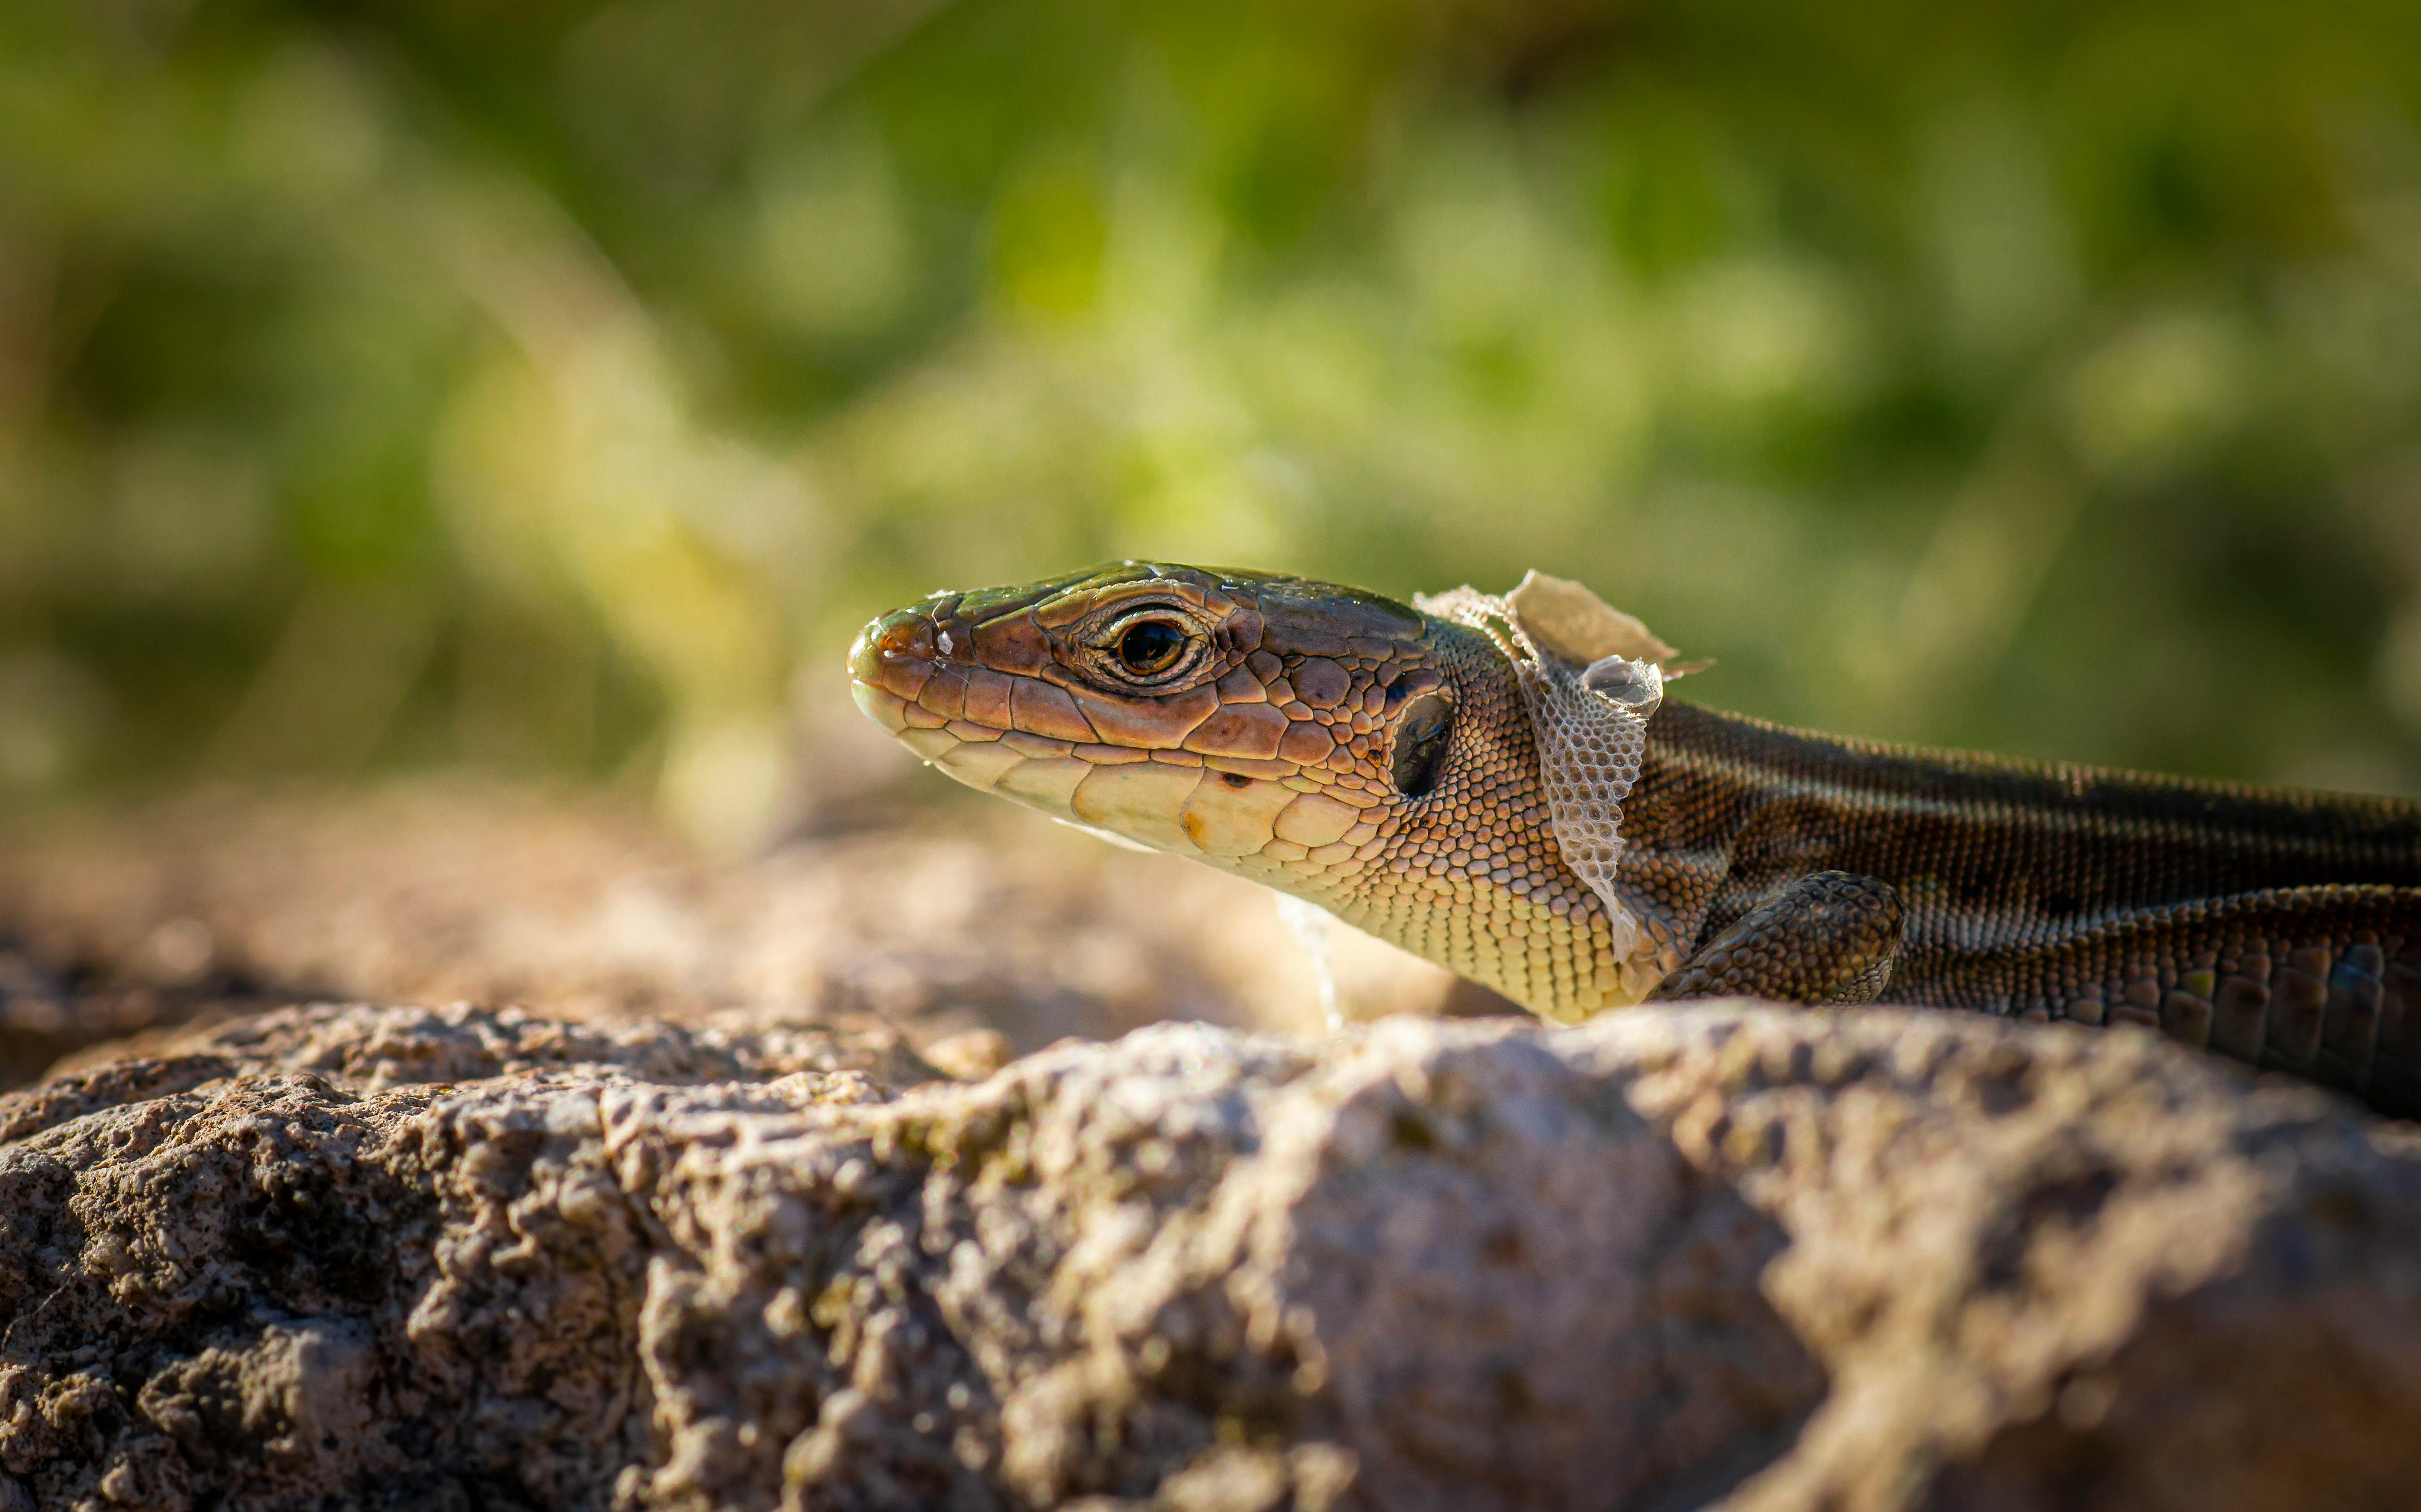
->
xmin=848 ymin=562 xmax=2421 ymax=1116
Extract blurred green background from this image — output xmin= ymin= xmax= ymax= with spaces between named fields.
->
xmin=6 ymin=0 xmax=2421 ymax=851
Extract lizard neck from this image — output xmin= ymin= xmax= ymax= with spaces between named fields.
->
xmin=1266 ymin=617 xmax=1680 ymax=1020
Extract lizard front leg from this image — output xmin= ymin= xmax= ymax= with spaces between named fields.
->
xmin=1647 ymin=870 xmax=1906 ymax=1006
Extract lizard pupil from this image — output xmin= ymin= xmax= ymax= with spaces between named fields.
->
xmin=1390 ymin=690 xmax=1453 ymax=798
xmin=1116 ymin=619 xmax=1187 ymax=676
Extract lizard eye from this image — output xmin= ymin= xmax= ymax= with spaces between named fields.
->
xmin=1390 ymin=689 xmax=1453 ymax=798
xmin=1081 ymin=600 xmax=1211 ymax=689
xmin=1115 ymin=619 xmax=1188 ymax=676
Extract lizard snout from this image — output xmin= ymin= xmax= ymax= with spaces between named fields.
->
xmin=848 ymin=606 xmax=942 ymax=732
xmin=851 ymin=607 xmax=934 ymax=673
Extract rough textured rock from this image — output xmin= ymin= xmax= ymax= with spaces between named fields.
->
xmin=2 ymin=1001 xmax=2417 ymax=1512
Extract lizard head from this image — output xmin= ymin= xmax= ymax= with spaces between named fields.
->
xmin=845 ymin=562 xmax=1465 ymax=868
xmin=846 ymin=560 xmax=1691 ymax=1019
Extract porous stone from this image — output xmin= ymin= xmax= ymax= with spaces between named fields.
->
xmin=1 ymin=1002 xmax=2417 ymax=1511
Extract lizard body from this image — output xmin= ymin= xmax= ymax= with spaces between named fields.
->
xmin=847 ymin=562 xmax=2421 ymax=1117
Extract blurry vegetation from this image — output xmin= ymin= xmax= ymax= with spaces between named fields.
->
xmin=5 ymin=0 xmax=2421 ymax=847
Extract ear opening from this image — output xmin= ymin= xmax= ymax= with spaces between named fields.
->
xmin=1388 ymin=689 xmax=1454 ymax=798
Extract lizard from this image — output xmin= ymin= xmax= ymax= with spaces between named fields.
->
xmin=846 ymin=561 xmax=2421 ymax=1118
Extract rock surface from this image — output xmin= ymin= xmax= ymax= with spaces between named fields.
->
xmin=3 ymin=1000 xmax=2417 ymax=1512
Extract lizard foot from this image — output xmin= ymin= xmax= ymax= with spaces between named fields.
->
xmin=1648 ymin=871 xmax=1905 ymax=1006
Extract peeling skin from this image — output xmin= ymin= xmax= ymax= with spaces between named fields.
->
xmin=847 ymin=562 xmax=1680 ymax=1022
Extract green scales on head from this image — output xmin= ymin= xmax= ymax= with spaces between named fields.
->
xmin=850 ymin=562 xmax=2421 ymax=1117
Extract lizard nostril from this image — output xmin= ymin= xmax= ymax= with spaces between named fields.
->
xmin=1221 ymin=772 xmax=1252 ymax=789
xmin=871 ymin=614 xmax=934 ymax=658
xmin=849 ymin=610 xmax=937 ymax=688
